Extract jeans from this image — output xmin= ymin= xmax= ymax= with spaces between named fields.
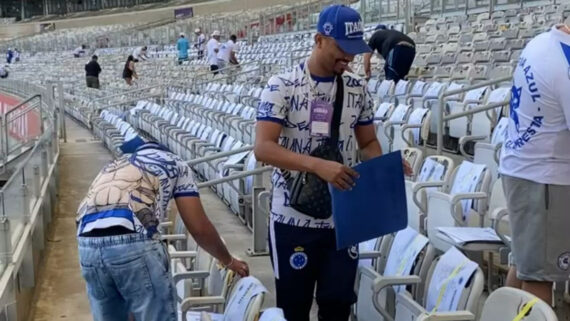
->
xmin=78 ymin=233 xmax=177 ymax=321
xmin=384 ymin=44 xmax=416 ymax=83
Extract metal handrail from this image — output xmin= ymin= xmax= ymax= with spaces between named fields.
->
xmin=187 ymin=145 xmax=254 ymax=166
xmin=1 ymin=94 xmax=43 ymax=165
xmin=86 ymin=84 xmax=164 ymax=110
xmin=436 ymin=75 xmax=512 ymax=154
xmin=196 ymin=166 xmax=272 ymax=189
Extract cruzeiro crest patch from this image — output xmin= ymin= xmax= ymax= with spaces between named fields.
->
xmin=558 ymin=252 xmax=570 ymax=271
xmin=290 ymin=246 xmax=308 ymax=270
xmin=348 ymin=245 xmax=359 ymax=260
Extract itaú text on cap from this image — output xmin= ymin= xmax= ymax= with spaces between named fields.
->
xmin=345 ymin=21 xmax=364 ymax=36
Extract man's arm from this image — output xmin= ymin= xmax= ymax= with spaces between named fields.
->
xmin=229 ymin=50 xmax=239 ymax=65
xmin=255 ymin=121 xmax=358 ymax=190
xmin=175 ymin=196 xmax=249 ymax=276
xmin=354 ymin=123 xmax=382 ymax=161
xmin=363 ymin=52 xmax=373 ymax=79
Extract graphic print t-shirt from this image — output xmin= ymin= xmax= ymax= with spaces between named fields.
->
xmin=499 ymin=26 xmax=570 ymax=185
xmin=257 ymin=64 xmax=374 ymax=229
xmin=76 ymin=143 xmax=199 ymax=237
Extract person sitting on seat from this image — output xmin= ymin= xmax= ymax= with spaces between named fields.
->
xmin=73 ymin=45 xmax=87 ymax=58
xmin=0 ymin=65 xmax=9 ymax=79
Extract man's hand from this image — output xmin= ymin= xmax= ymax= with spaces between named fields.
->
xmin=314 ymin=159 xmax=359 ymax=191
xmin=365 ymin=67 xmax=371 ymax=80
xmin=224 ymin=256 xmax=250 ymax=277
xmin=403 ymin=159 xmax=413 ymax=176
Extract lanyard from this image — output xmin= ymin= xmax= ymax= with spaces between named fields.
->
xmin=304 ymin=59 xmax=337 ymax=104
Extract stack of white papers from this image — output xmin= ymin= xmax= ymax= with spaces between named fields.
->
xmin=437 ymin=227 xmax=504 ymax=245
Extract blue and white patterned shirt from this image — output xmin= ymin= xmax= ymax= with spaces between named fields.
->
xmin=257 ymin=63 xmax=374 ymax=229
xmin=76 ymin=143 xmax=199 ymax=237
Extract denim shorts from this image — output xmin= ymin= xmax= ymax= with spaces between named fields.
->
xmin=78 ymin=233 xmax=177 ymax=321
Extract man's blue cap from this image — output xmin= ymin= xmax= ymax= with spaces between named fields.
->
xmin=375 ymin=24 xmax=387 ymax=30
xmin=317 ymin=5 xmax=371 ymax=55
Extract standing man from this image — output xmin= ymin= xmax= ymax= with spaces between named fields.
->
xmin=194 ymin=28 xmax=206 ymax=60
xmin=499 ymin=23 xmax=570 ymax=309
xmin=363 ymin=24 xmax=416 ymax=82
xmin=6 ymin=48 xmax=13 ymax=64
xmin=77 ymin=136 xmax=249 ymax=321
xmin=217 ymin=34 xmax=240 ymax=71
xmin=132 ymin=46 xmax=148 ymax=62
xmin=177 ymin=32 xmax=190 ymax=65
xmin=255 ymin=5 xmax=410 ymax=321
xmin=85 ymin=55 xmax=102 ymax=89
xmin=207 ymin=30 xmax=221 ymax=74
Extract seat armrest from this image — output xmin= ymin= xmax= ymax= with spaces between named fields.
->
xmin=418 ymin=311 xmax=475 ymax=321
xmin=459 ymin=135 xmax=487 ymax=160
xmin=412 ymin=181 xmax=447 ymax=213
xmin=450 ymin=192 xmax=489 ymax=226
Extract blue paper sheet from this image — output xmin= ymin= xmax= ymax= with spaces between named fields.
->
xmin=331 ymin=151 xmax=408 ymax=250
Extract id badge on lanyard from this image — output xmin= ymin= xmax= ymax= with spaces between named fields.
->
xmin=306 ymin=61 xmax=336 ymax=138
xmin=310 ymin=99 xmax=334 ymax=137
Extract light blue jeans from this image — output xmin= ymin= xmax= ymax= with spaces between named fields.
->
xmin=78 ymin=233 xmax=177 ymax=321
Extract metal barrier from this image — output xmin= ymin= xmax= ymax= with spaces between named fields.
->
xmin=188 ymin=147 xmax=273 ymax=256
xmin=0 ymin=80 xmax=59 ymax=319
xmin=436 ymin=76 xmax=512 ymax=155
xmin=0 ymin=95 xmax=43 ymax=172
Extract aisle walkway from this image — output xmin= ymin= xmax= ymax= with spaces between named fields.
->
xmin=29 ymin=119 xmax=111 ymax=321
xmin=29 ymin=118 xmax=276 ymax=320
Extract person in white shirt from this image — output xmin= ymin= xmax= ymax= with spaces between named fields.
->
xmin=499 ymin=23 xmax=570 ymax=306
xmin=73 ymin=45 xmax=86 ymax=58
xmin=217 ymin=34 xmax=240 ymax=71
xmin=207 ymin=31 xmax=221 ymax=74
xmin=13 ymin=49 xmax=20 ymax=63
xmin=132 ymin=46 xmax=148 ymax=62
xmin=194 ymin=28 xmax=206 ymax=60
xmin=254 ymin=5 xmax=411 ymax=321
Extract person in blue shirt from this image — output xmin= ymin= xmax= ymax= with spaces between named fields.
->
xmin=6 ymin=48 xmax=13 ymax=64
xmin=177 ymin=32 xmax=190 ymax=65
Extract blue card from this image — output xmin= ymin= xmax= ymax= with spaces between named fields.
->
xmin=331 ymin=151 xmax=408 ymax=250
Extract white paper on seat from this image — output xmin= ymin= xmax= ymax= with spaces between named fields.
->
xmin=258 ymin=308 xmax=286 ymax=321
xmin=437 ymin=227 xmax=502 ymax=245
xmin=384 ymin=227 xmax=429 ymax=293
xmin=418 ymin=158 xmax=445 ymax=187
xmin=358 ymin=238 xmax=378 ymax=267
xmin=184 ymin=311 xmax=224 ymax=321
xmin=224 ymin=276 xmax=267 ymax=321
xmin=450 ymin=162 xmax=486 ymax=219
xmin=407 ymin=108 xmax=429 ymax=144
xmin=491 ymin=117 xmax=509 ymax=145
xmin=375 ymin=103 xmax=392 ymax=120
xmin=426 ymin=247 xmax=478 ymax=313
xmin=425 ymin=82 xmax=444 ymax=98
xmin=389 ymin=104 xmax=409 ymax=122
xmin=464 ymin=87 xmax=487 ymax=102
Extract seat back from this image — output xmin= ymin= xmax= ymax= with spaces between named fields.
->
xmin=427 ymin=161 xmax=491 ymax=251
xmin=480 ymin=288 xmax=557 ymax=321
xmin=406 ymin=156 xmax=455 ymax=232
xmin=223 ymin=276 xmax=267 ymax=321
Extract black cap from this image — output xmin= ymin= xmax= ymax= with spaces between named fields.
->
xmin=92 ymin=55 xmax=98 ymax=60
